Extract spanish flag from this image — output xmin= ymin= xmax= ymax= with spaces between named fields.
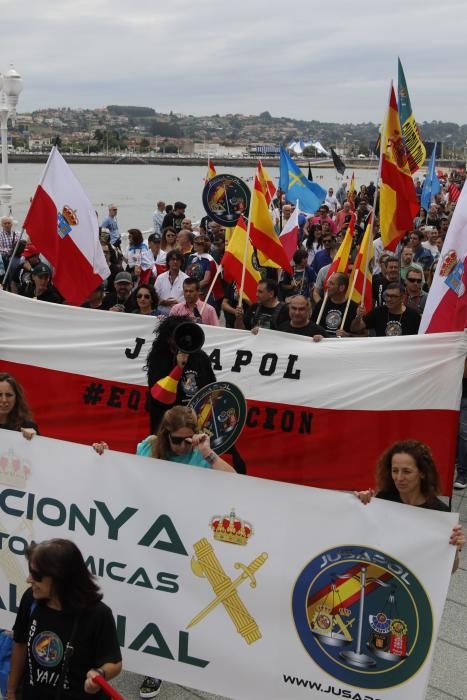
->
xmin=221 ymin=215 xmax=261 ymax=302
xmin=324 ymin=214 xmax=355 ymax=285
xmin=380 ymin=86 xmax=418 ymax=251
xmin=150 ymin=365 xmax=183 ymax=404
xmin=205 ymin=159 xmax=216 ymax=183
xmin=349 ymin=218 xmax=373 ymax=311
xmin=256 ymin=160 xmax=276 ymax=206
xmin=250 ymin=175 xmax=292 ymax=273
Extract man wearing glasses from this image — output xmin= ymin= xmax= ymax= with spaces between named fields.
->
xmin=404 ymin=267 xmax=427 ymax=316
xmin=351 ymin=282 xmax=420 ymax=336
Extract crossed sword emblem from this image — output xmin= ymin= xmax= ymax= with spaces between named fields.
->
xmin=186 ymin=538 xmax=268 ymax=645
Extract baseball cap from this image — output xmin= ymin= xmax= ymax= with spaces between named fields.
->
xmin=32 ymin=263 xmax=51 ymax=277
xmin=114 ymin=271 xmax=132 ymax=284
xmin=23 ymin=244 xmax=39 ymax=259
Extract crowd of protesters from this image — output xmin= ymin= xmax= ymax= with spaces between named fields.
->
xmin=0 ymin=166 xmax=466 ymax=699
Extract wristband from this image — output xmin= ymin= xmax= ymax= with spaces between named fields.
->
xmin=96 ymin=667 xmax=106 ymax=679
xmin=205 ymin=451 xmax=216 ymax=465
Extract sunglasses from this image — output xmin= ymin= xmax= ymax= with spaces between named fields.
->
xmin=29 ymin=566 xmax=44 ymax=582
xmin=406 ymin=278 xmax=422 ymax=284
xmin=169 ymin=433 xmax=193 ymax=446
xmin=137 ymin=294 xmax=151 ymax=299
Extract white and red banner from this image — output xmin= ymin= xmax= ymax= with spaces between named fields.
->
xmin=0 ymin=431 xmax=458 ymax=700
xmin=0 ymin=291 xmax=465 ymax=493
xmin=420 ymin=181 xmax=467 ymax=333
xmin=23 ymin=147 xmax=110 ymax=305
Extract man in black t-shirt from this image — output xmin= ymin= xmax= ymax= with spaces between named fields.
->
xmin=311 ymin=272 xmax=358 ymax=337
xmin=21 ymin=263 xmax=63 ymax=304
xmin=372 ymin=256 xmax=400 ymax=308
xmin=351 ymin=282 xmax=421 ymax=336
xmin=235 ymin=279 xmax=289 ymax=331
xmin=279 ymin=295 xmax=325 ymax=339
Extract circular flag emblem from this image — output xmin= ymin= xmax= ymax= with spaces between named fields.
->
xmin=202 ymin=174 xmax=251 ymax=227
xmin=291 ymin=545 xmax=433 ymax=690
xmin=32 ymin=630 xmax=64 ymax=667
xmin=188 ymin=381 xmax=246 ymax=454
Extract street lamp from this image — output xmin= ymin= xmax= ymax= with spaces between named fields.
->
xmin=0 ymin=65 xmax=24 ymax=216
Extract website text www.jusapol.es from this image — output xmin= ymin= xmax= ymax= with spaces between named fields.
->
xmin=283 ymin=674 xmax=382 ymax=700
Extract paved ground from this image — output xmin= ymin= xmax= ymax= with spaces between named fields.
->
xmin=112 ymin=487 xmax=467 ymax=700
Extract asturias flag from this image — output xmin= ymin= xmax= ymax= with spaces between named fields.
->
xmin=23 ymin=147 xmax=110 ymax=305
xmin=279 ymin=146 xmax=326 ymax=214
xmin=397 ymin=58 xmax=426 ymax=174
xmin=421 ymin=143 xmax=441 ymax=213
xmin=379 ymin=86 xmax=419 ymax=251
xmin=419 ymin=184 xmax=467 ymax=333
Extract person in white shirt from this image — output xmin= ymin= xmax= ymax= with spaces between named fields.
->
xmin=155 ymin=249 xmax=188 ymax=315
xmin=325 ymin=187 xmax=338 ymax=213
xmin=152 ymin=201 xmax=165 ymax=235
xmin=421 ymin=226 xmax=440 ymax=257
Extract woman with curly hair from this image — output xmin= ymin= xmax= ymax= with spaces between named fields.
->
xmin=0 ymin=373 xmax=37 ymax=439
xmin=7 ymin=538 xmax=121 ymax=700
xmin=356 ymin=440 xmax=465 ymax=571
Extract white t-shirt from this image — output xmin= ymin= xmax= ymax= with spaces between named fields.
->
xmin=155 ymin=270 xmax=188 ymax=307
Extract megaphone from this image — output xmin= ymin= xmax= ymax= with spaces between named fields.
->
xmin=173 ymin=321 xmax=205 ymax=354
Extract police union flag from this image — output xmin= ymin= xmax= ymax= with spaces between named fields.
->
xmin=23 ymin=147 xmax=110 ymax=305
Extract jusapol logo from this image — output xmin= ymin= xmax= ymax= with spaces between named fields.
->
xmin=291 ymin=546 xmax=433 ymax=690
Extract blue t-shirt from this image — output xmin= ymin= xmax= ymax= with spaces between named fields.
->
xmin=136 ymin=436 xmax=212 ymax=468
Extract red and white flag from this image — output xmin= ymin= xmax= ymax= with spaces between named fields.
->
xmin=279 ymin=204 xmax=299 ymax=264
xmin=448 ymin=182 xmax=461 ymax=203
xmin=23 ymin=147 xmax=110 ymax=305
xmin=420 ymin=181 xmax=467 ymax=333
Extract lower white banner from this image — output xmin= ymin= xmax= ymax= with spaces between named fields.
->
xmin=0 ymin=433 xmax=457 ymax=700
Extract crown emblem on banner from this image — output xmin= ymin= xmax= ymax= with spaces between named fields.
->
xmin=0 ymin=449 xmax=31 ymax=487
xmin=209 ymin=508 xmax=253 ymax=546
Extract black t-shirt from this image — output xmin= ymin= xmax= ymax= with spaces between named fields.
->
xmin=376 ymin=490 xmax=450 ymax=512
xmin=22 ymin=285 xmax=63 ymax=304
xmin=244 ymin=302 xmax=289 ymax=330
xmin=0 ymin=419 xmax=38 ymax=433
xmin=222 ymin=281 xmax=249 ymax=328
xmin=311 ymin=299 xmax=358 ymax=337
xmin=13 ymin=588 xmax=121 ymax=700
xmin=363 ymin=306 xmax=421 ymax=336
xmin=278 ymin=320 xmax=326 ymax=337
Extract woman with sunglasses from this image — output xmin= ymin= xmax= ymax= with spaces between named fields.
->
xmin=93 ymin=404 xmax=234 ymax=699
xmin=132 ymin=284 xmax=159 ymax=316
xmin=0 ymin=373 xmax=37 ymax=440
xmin=7 ymin=539 xmax=122 ymax=699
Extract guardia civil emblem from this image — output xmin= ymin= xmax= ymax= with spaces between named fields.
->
xmin=292 ymin=545 xmax=433 ymax=690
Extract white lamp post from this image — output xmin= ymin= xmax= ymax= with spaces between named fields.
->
xmin=0 ymin=65 xmax=24 ymax=217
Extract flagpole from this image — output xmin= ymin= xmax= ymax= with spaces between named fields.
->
xmin=2 ymin=228 xmax=25 ymax=288
xmin=316 ymin=290 xmax=329 ymax=325
xmin=238 ymin=215 xmax=251 ymax=307
xmin=200 ymin=265 xmax=222 ymax=315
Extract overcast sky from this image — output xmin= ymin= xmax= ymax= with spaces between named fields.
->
xmin=2 ymin=0 xmax=467 ymax=125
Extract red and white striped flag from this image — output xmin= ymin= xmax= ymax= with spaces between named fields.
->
xmin=448 ymin=182 xmax=461 ymax=203
xmin=23 ymin=147 xmax=110 ymax=305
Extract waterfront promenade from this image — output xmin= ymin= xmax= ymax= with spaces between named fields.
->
xmin=112 ymin=487 xmax=467 ymax=700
